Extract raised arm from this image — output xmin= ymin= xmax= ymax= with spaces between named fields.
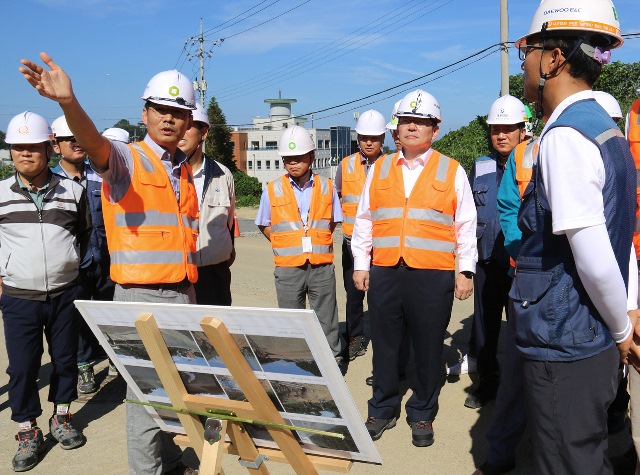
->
xmin=19 ymin=52 xmax=112 ymax=172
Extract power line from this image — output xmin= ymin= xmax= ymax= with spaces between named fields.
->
xmin=222 ymin=43 xmax=502 ymax=128
xmin=222 ymin=0 xmax=311 ymax=40
xmin=203 ymin=0 xmax=281 ymax=37
xmin=214 ymin=0 xmax=452 ymax=100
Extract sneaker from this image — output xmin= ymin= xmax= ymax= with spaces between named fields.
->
xmin=365 ymin=416 xmax=396 ymax=441
xmin=12 ymin=428 xmax=45 ymax=472
xmin=49 ymin=414 xmax=84 ymax=450
xmin=447 ymin=354 xmax=477 ymax=375
xmin=78 ymin=364 xmax=97 ymax=394
xmin=108 ymin=361 xmax=119 ymax=377
xmin=347 ymin=335 xmax=367 ymax=361
xmin=406 ymin=419 xmax=434 ymax=447
xmin=464 ymin=377 xmax=499 ymax=409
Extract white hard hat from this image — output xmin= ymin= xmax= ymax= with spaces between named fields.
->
xmin=515 ymin=0 xmax=623 ymax=64
xmin=51 ymin=115 xmax=73 ymax=137
xmin=593 ymin=91 xmax=623 ymax=120
xmin=5 ymin=111 xmax=53 ymax=144
xmin=355 ymin=110 xmax=386 ymax=136
xmin=396 ymin=89 xmax=442 ymax=123
xmin=102 ymin=127 xmax=130 ymax=143
xmin=386 ymin=100 xmax=401 ymax=130
xmin=192 ymin=103 xmax=210 ymax=127
xmin=487 ymin=95 xmax=528 ymax=125
xmin=141 ymin=70 xmax=197 ymax=110
xmin=278 ymin=125 xmax=316 ymax=157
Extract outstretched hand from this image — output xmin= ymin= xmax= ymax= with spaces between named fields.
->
xmin=19 ymin=52 xmax=74 ymax=105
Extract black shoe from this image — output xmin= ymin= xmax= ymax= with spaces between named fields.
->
xmin=365 ymin=416 xmax=396 ymax=441
xmin=365 ymin=375 xmax=373 ymax=386
xmin=347 ymin=335 xmax=367 ymax=361
xmin=78 ymin=364 xmax=97 ymax=394
xmin=49 ymin=414 xmax=84 ymax=450
xmin=464 ymin=380 xmax=498 ymax=409
xmin=12 ymin=428 xmax=45 ymax=472
xmin=475 ymin=461 xmax=516 ymax=475
xmin=406 ymin=419 xmax=434 ymax=447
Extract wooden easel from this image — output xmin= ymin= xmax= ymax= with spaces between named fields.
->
xmin=134 ymin=313 xmax=353 ymax=474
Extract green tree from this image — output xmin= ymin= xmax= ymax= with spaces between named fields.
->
xmin=432 ymin=116 xmax=492 ymax=172
xmin=205 ymin=97 xmax=237 ymax=172
xmin=0 ymin=130 xmax=7 ymax=149
xmin=233 ymin=170 xmax=262 ymax=207
xmin=111 ymin=119 xmax=147 ymax=142
xmin=0 ymin=163 xmax=14 ymax=180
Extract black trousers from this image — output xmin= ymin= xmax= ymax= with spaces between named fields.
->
xmin=194 ymin=262 xmax=232 ymax=306
xmin=470 ymin=260 xmax=512 ymax=376
xmin=522 ymin=345 xmax=619 ymax=475
xmin=367 ymin=265 xmax=454 ymax=422
xmin=77 ymin=260 xmax=114 ymax=364
xmin=341 ymin=237 xmax=365 ymax=339
xmin=2 ymin=285 xmax=81 ymax=422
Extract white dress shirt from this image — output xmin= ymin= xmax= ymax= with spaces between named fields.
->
xmin=350 ymin=148 xmax=478 ymax=273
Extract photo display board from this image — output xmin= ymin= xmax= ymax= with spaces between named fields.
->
xmin=75 ymin=301 xmax=382 ymax=464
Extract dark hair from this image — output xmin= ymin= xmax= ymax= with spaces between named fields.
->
xmin=529 ymin=33 xmax=605 ymax=86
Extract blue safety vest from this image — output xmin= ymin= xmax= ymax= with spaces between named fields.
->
xmin=511 ymin=99 xmax=635 ymax=361
xmin=471 ymin=153 xmax=509 ymax=266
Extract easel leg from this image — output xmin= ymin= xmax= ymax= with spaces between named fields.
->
xmin=199 ymin=420 xmax=228 ymax=475
xmin=227 ymin=422 xmax=270 ymax=474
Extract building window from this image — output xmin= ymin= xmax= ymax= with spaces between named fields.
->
xmin=317 ymin=140 xmax=323 ymax=149
xmin=266 ymin=161 xmax=271 ymax=170
xmin=248 ymin=162 xmax=253 ymax=170
xmin=265 ymin=141 xmax=277 ymax=150
xmin=243 ymin=141 xmax=248 ymax=150
xmin=325 ymin=140 xmax=330 ymax=149
xmin=251 ymin=141 xmax=259 ymax=150
xmin=257 ymin=161 xmax=262 ymax=170
xmin=275 ymin=160 xmax=280 ymax=170
xmin=283 ymin=123 xmax=288 ymax=128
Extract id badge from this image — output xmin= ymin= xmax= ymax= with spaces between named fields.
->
xmin=302 ymin=236 xmax=313 ymax=253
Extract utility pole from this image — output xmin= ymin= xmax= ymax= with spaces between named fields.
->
xmin=500 ymin=0 xmax=509 ymax=96
xmin=187 ymin=18 xmax=224 ymax=107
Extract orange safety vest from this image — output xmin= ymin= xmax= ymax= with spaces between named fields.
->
xmin=370 ymin=151 xmax=458 ymax=270
xmin=340 ymin=152 xmax=367 ymax=237
xmin=267 ymin=174 xmax=334 ymax=267
xmin=102 ymin=141 xmax=199 ymax=285
xmin=628 ymin=98 xmax=640 ymax=258
xmin=513 ymin=138 xmax=538 ymax=199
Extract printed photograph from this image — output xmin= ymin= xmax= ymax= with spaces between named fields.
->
xmin=270 ymin=381 xmax=341 ymax=418
xmin=216 ymin=374 xmax=246 ymax=401
xmin=289 ymin=419 xmax=358 ymax=453
xmin=125 ymin=365 xmax=168 ymax=399
xmin=179 ymin=371 xmax=226 ymax=397
xmin=245 ymin=335 xmax=321 ymax=377
xmin=232 ymin=333 xmax=263 ymax=372
xmin=98 ymin=324 xmax=151 ymax=363
xmin=160 ymin=329 xmax=208 ymax=367
xmin=244 ymin=418 xmax=296 ymax=443
xmin=192 ymin=331 xmax=225 ymax=368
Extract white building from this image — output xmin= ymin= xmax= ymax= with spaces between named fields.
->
xmin=231 ymin=95 xmax=357 ymax=187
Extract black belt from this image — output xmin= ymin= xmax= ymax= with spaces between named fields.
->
xmin=122 ymin=277 xmax=191 ymax=291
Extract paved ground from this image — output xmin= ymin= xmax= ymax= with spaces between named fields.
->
xmin=0 ymin=207 xmax=633 ymax=474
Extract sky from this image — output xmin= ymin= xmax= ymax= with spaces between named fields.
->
xmin=2 ymin=0 xmax=640 ymax=144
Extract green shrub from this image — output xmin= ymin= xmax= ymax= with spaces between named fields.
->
xmin=236 ymin=195 xmax=260 ymax=207
xmin=233 ymin=170 xmax=262 ymax=198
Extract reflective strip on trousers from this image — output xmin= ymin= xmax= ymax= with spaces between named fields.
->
xmin=371 ymin=207 xmax=404 ymax=220
xmin=115 ymin=210 xmax=179 ymax=227
xmin=111 ymin=250 xmax=193 ymax=265
xmin=405 ymin=235 xmax=455 ymax=253
xmin=373 ymin=236 xmax=401 ymax=248
xmin=272 ymin=221 xmax=303 ymax=233
xmin=407 ymin=208 xmax=454 ymax=226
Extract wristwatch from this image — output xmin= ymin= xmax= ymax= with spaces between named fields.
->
xmin=461 ymin=271 xmax=475 ymax=279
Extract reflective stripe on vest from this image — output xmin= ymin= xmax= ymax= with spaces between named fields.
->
xmin=629 ymin=99 xmax=640 ymax=258
xmin=267 ymin=174 xmax=335 ymax=267
xmin=514 ymin=138 xmax=538 ymax=198
xmin=102 ymin=141 xmax=199 ymax=285
xmin=340 ymin=153 xmax=367 ymax=236
xmin=369 ymin=151 xmax=458 ymax=270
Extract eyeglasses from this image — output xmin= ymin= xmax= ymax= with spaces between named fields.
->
xmin=518 ymin=44 xmax=545 ymax=61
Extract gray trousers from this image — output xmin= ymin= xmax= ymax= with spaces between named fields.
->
xmin=274 ymin=263 xmax=341 ymax=357
xmin=114 ymin=283 xmax=196 ymax=475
